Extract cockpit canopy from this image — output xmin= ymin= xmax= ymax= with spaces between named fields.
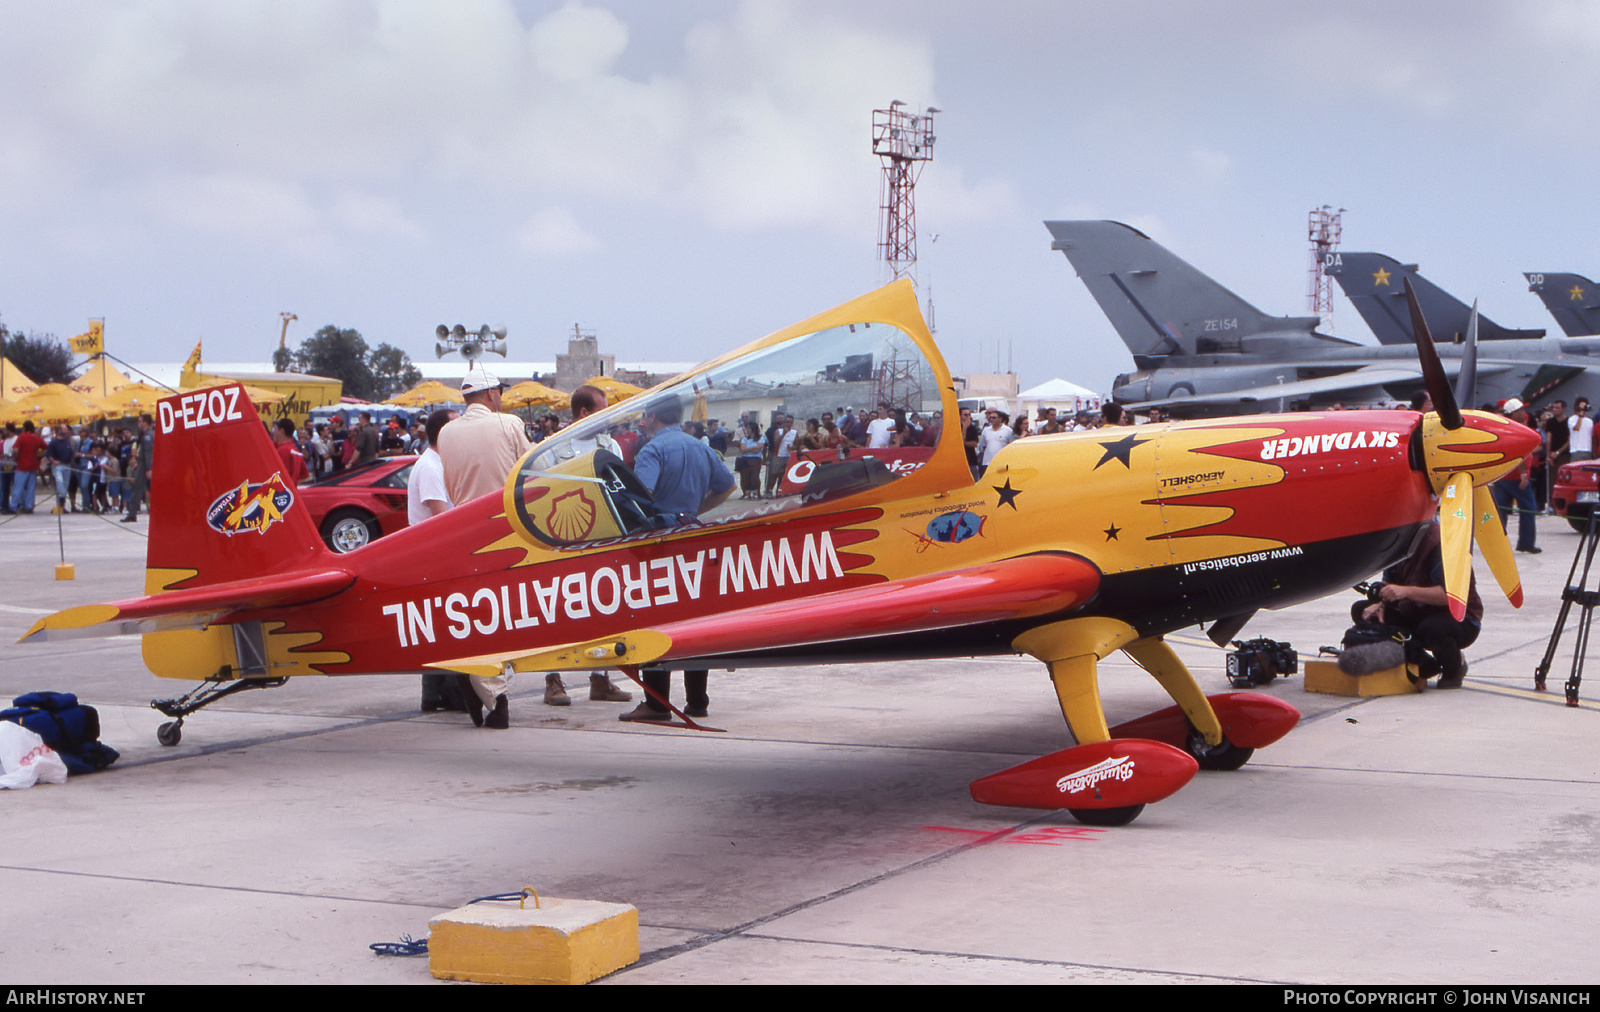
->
xmin=508 ymin=319 xmax=948 ymax=547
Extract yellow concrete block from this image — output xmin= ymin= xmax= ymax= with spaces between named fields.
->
xmin=54 ymin=563 xmax=75 ymax=581
xmin=1303 ymin=658 xmax=1420 ymax=697
xmin=429 ymin=897 xmax=638 ymax=985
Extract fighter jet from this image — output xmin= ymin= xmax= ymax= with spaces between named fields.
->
xmin=1048 ymin=220 xmax=1600 ymax=415
xmin=1525 ymin=272 xmax=1600 ymax=337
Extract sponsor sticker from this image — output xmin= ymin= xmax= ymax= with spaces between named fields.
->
xmin=206 ymin=474 xmax=295 ymax=536
xmin=1056 ymin=755 xmax=1136 ymax=794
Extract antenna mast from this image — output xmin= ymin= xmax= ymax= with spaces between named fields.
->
xmin=872 ymin=102 xmax=937 ymax=286
xmin=1307 ymin=205 xmax=1344 ymax=332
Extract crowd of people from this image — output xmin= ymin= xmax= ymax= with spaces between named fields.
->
xmin=0 ymin=416 xmax=152 ymax=518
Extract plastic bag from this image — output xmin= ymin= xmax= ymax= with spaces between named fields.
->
xmin=0 ymin=721 xmax=69 ymax=789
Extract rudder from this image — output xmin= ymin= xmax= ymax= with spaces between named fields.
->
xmin=146 ymin=385 xmax=329 ymax=593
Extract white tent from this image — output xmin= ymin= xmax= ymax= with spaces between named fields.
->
xmin=1016 ymin=377 xmax=1103 ymax=421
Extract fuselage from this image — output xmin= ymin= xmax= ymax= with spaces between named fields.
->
xmin=214 ymin=411 xmax=1437 ymax=676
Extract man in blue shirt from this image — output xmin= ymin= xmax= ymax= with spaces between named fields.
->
xmin=622 ymin=398 xmax=734 ymax=723
xmin=631 ymin=400 xmax=734 ymax=520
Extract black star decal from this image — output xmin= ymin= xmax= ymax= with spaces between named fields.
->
xmin=1103 ymin=524 xmax=1121 ymax=541
xmin=992 ymin=479 xmax=1022 ymax=510
xmin=1093 ymin=433 xmax=1151 ymax=470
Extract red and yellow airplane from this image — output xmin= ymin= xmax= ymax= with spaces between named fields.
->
xmin=22 ymin=280 xmax=1538 ymax=825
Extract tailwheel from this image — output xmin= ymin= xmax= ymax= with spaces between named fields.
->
xmin=150 ymin=676 xmax=287 ymax=744
xmin=1067 ymin=804 xmax=1145 ymax=827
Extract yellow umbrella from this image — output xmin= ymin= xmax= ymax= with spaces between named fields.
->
xmin=96 ymin=382 xmax=176 ymax=418
xmin=390 ymin=380 xmax=462 ymax=407
xmin=503 ymin=380 xmax=567 ymax=411
xmin=583 ymin=375 xmax=645 ymax=406
xmin=1 ymin=357 xmax=40 ymax=402
xmin=69 ymin=358 xmax=134 ymax=399
xmin=0 ymin=383 xmax=104 ymax=426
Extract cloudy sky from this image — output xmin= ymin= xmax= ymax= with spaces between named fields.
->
xmin=3 ymin=0 xmax=1598 ymax=391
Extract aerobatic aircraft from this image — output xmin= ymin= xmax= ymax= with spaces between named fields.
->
xmin=21 ymin=280 xmax=1538 ymax=825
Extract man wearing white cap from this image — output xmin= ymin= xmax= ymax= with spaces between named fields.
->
xmin=435 ymin=365 xmax=532 ymax=728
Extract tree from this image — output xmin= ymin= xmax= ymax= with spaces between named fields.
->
xmin=0 ymin=323 xmax=74 ymax=385
xmin=294 ymin=325 xmax=375 ymax=400
xmin=369 ymin=342 xmax=422 ymax=401
xmin=291 ymin=326 xmax=422 ymax=402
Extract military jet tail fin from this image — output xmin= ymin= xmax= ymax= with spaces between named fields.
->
xmin=1327 ymin=252 xmax=1544 ymax=344
xmin=1045 ymin=219 xmax=1323 ymax=361
xmin=1525 ymin=272 xmax=1600 ymax=337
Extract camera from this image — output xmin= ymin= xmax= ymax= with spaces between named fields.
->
xmin=1226 ymin=638 xmax=1299 ymax=688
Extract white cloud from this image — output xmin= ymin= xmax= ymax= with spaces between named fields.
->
xmin=514 ymin=205 xmax=601 ymax=255
xmin=0 ymin=0 xmax=1006 ymax=247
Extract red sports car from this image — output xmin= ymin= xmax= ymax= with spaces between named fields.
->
xmin=1551 ymin=459 xmax=1600 ymax=532
xmin=299 ymin=457 xmax=415 ymax=553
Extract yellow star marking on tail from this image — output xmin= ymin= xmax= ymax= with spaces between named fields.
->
xmin=1572 ymin=285 xmax=1586 ymax=301
xmin=1372 ymin=267 xmax=1391 ymax=286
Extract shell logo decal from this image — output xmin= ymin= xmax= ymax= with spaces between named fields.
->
xmin=206 ymin=474 xmax=295 ymax=536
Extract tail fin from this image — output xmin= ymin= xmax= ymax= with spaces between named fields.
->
xmin=1045 ymin=219 xmax=1325 ymax=361
xmin=1524 ymin=272 xmax=1600 ymax=337
xmin=146 ymin=384 xmax=331 ymax=594
xmin=1326 ymin=252 xmax=1544 ymax=344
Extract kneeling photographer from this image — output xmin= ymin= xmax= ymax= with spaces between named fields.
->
xmin=1350 ymin=522 xmax=1482 ymax=689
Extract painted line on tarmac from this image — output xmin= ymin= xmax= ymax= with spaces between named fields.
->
xmin=733 ymin=932 xmax=1279 ymax=984
xmin=1461 ymin=679 xmax=1600 ymax=712
xmin=0 ymin=603 xmax=51 ymax=615
xmin=0 ymin=863 xmax=448 ymax=911
xmin=617 ymin=811 xmax=1062 ymax=975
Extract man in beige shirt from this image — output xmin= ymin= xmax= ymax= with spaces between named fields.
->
xmin=438 ymin=367 xmax=531 ymax=506
xmin=435 ymin=366 xmax=531 ymax=729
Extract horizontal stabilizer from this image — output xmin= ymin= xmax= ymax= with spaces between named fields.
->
xmin=21 ymin=569 xmax=354 ymax=643
xmin=426 ymin=553 xmax=1102 ymax=677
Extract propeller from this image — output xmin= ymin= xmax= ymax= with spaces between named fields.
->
xmin=1405 ymin=279 xmax=1536 ymax=619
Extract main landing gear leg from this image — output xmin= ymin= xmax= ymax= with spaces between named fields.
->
xmin=1122 ymin=637 xmax=1251 ymax=770
xmin=150 ymin=677 xmax=287 ymax=747
xmin=1013 ymin=618 xmax=1149 ymax=826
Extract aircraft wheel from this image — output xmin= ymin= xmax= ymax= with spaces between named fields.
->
xmin=323 ymin=509 xmax=378 ymax=553
xmin=1187 ymin=728 xmax=1254 ymax=771
xmin=1067 ymin=804 xmax=1144 ymax=827
xmin=156 ymin=721 xmax=182 ymax=747
xmin=1568 ymin=516 xmax=1590 ymax=534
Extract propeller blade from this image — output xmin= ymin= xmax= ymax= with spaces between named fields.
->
xmin=1472 ymin=483 xmax=1524 ymax=608
xmin=1406 ymin=278 xmax=1462 ymax=430
xmin=1439 ymin=472 xmax=1475 ymax=622
xmin=1456 ymin=300 xmax=1479 ymax=411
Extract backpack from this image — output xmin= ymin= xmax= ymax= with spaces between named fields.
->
xmin=0 ymin=691 xmax=120 ymax=774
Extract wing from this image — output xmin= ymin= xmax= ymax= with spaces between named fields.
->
xmin=1129 ymin=365 xmax=1426 ymax=409
xmin=428 ymin=553 xmax=1101 ymax=677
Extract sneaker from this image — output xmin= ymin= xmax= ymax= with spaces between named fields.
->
xmin=1517 ymin=546 xmax=1543 ymax=554
xmin=544 ymin=673 xmax=571 ymax=706
xmin=590 ymin=673 xmax=632 ymax=702
xmin=120 ymin=515 xmax=137 ymax=523
xmin=619 ymin=702 xmax=672 ymax=722
xmin=684 ymin=704 xmax=708 ymax=718
xmin=485 ymin=694 xmax=510 ymax=729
